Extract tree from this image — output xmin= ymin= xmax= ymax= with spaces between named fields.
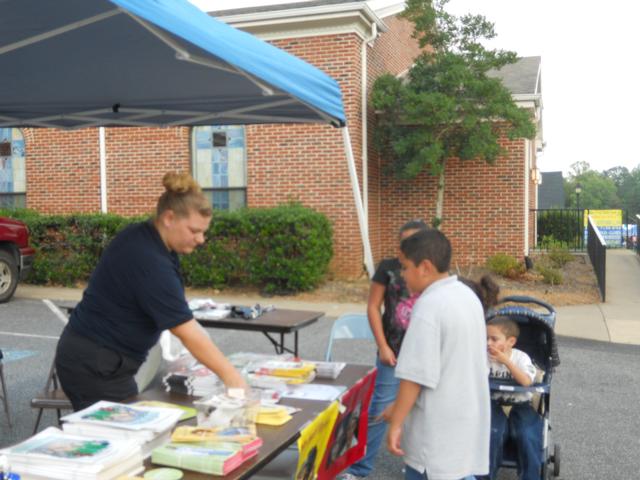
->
xmin=371 ymin=0 xmax=536 ymax=227
xmin=564 ymin=162 xmax=619 ymax=209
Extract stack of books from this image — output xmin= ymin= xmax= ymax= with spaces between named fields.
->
xmin=61 ymin=401 xmax=183 ymax=458
xmin=0 ymin=426 xmax=143 ymax=480
xmin=151 ymin=426 xmax=263 ymax=476
xmin=251 ymin=360 xmax=317 ymax=384
xmin=162 ymin=356 xmax=222 ymax=396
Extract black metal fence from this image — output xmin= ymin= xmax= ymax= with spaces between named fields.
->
xmin=531 ymin=209 xmax=585 ymax=251
xmin=636 ymin=215 xmax=640 ymax=255
xmin=587 ymin=216 xmax=606 ymax=301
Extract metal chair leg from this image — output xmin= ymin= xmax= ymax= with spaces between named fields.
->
xmin=0 ymin=364 xmax=10 ymax=428
xmin=33 ymin=408 xmax=44 ymax=435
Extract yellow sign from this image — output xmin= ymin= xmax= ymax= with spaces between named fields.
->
xmin=584 ymin=209 xmax=622 ymax=227
xmin=295 ymin=401 xmax=340 ymax=480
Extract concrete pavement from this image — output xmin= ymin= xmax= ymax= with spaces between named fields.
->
xmin=554 ymin=249 xmax=640 ymax=344
xmin=14 ymin=248 xmax=640 ymax=345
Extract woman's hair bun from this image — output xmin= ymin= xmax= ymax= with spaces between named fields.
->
xmin=162 ymin=172 xmax=200 ymax=194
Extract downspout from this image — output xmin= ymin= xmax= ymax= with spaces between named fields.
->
xmin=524 ymin=139 xmax=530 ymax=256
xmin=361 ymin=23 xmax=377 ymax=220
xmin=99 ymin=127 xmax=107 ymax=213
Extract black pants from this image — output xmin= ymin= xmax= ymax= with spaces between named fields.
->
xmin=55 ymin=326 xmax=143 ymax=411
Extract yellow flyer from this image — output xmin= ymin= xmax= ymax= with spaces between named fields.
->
xmin=295 ymin=401 xmax=340 ymax=480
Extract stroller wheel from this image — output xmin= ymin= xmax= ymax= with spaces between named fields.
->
xmin=553 ymin=443 xmax=561 ymax=476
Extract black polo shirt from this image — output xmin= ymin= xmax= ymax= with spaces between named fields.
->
xmin=69 ymin=221 xmax=194 ymax=362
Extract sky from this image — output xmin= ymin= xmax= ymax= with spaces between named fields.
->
xmin=191 ymin=0 xmax=640 ymax=176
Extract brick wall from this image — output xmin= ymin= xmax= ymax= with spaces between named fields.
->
xmin=24 ymin=128 xmax=101 ymax=214
xmin=377 ymin=135 xmax=528 ymax=269
xmin=367 ymin=15 xmax=424 ymax=261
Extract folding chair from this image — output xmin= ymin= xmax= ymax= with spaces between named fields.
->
xmin=325 ymin=313 xmax=374 ymax=361
xmin=0 ymin=349 xmax=10 ymax=427
xmin=30 ymin=359 xmax=73 ymax=434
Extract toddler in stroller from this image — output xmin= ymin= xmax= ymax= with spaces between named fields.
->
xmin=484 ymin=296 xmax=561 ymax=480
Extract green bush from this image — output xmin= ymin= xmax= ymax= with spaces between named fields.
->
xmin=182 ymin=204 xmax=333 ymax=293
xmin=0 ymin=209 xmax=137 ymax=285
xmin=536 ymin=264 xmax=563 ymax=285
xmin=546 ymin=246 xmax=574 ymax=269
xmin=537 ymin=211 xmax=582 ymax=248
xmin=2 ymin=205 xmax=333 ymax=293
xmin=485 ymin=254 xmax=525 ymax=279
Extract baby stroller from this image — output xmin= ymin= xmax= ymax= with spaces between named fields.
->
xmin=487 ymin=295 xmax=561 ymax=480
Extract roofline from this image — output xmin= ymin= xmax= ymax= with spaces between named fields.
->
xmin=212 ymin=2 xmax=388 ymax=33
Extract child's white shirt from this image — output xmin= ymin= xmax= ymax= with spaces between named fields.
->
xmin=489 ymin=348 xmax=537 ymax=403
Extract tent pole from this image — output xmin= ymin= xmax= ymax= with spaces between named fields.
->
xmin=342 ymin=128 xmax=374 ymax=278
xmin=99 ymin=127 xmax=107 ymax=213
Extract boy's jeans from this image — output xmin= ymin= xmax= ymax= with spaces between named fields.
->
xmin=346 ymin=356 xmax=399 ymax=477
xmin=489 ymin=401 xmax=543 ymax=480
xmin=405 ymin=465 xmax=476 ymax=480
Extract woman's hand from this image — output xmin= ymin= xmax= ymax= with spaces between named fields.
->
xmin=379 ymin=344 xmax=397 ymax=366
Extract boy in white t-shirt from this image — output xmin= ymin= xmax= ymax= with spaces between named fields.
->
xmin=386 ymin=229 xmax=490 ymax=480
xmin=486 ymin=316 xmax=543 ymax=480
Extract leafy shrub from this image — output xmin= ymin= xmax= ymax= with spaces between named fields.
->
xmin=546 ymin=247 xmax=574 ymax=269
xmin=485 ymin=254 xmax=525 ymax=279
xmin=536 ymin=264 xmax=563 ymax=285
xmin=0 ymin=209 xmax=137 ymax=286
xmin=537 ymin=210 xmax=582 ymax=248
xmin=539 ymin=234 xmax=569 ymax=250
xmin=2 ymin=205 xmax=333 ymax=293
xmin=183 ymin=204 xmax=333 ymax=293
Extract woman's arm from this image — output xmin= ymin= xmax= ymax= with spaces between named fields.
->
xmin=170 ymin=319 xmax=247 ymax=389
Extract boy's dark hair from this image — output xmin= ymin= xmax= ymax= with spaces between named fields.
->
xmin=400 ymin=229 xmax=451 ymax=273
xmin=487 ymin=316 xmax=520 ymax=339
xmin=459 ymin=275 xmax=500 ymax=313
xmin=399 ymin=219 xmax=429 ymax=237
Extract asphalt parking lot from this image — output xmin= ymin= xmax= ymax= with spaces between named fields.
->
xmin=1 ymin=298 xmax=639 ymax=479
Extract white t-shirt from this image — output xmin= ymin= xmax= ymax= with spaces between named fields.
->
xmin=489 ymin=348 xmax=536 ymax=403
xmin=395 ymin=275 xmax=490 ymax=480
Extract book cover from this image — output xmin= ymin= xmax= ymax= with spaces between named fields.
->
xmin=151 ymin=442 xmax=245 ymax=475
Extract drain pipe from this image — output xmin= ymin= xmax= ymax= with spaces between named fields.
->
xmin=99 ymin=127 xmax=107 ymax=213
xmin=361 ymin=23 xmax=377 ymax=220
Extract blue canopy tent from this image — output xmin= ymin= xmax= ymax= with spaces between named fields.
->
xmin=0 ymin=0 xmax=374 ymax=275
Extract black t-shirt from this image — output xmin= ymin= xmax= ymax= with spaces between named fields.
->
xmin=68 ymin=221 xmax=194 ymax=362
xmin=372 ymin=258 xmax=415 ymax=356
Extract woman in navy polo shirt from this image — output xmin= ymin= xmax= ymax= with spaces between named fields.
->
xmin=55 ymin=172 xmax=246 ymax=411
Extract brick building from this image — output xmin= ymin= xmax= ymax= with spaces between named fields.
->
xmin=0 ymin=0 xmax=542 ymax=278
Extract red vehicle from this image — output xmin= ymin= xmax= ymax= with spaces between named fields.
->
xmin=0 ymin=217 xmax=35 ymax=302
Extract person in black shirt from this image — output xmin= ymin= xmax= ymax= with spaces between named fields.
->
xmin=55 ymin=172 xmax=246 ymax=411
xmin=340 ymin=220 xmax=429 ymax=479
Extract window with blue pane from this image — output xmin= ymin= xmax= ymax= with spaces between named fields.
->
xmin=0 ymin=128 xmax=26 ymax=209
xmin=192 ymin=126 xmax=246 ymax=211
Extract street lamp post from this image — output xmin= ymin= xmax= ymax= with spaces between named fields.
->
xmin=576 ymin=182 xmax=583 ymax=248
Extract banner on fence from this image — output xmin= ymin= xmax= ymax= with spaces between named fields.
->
xmin=584 ymin=209 xmax=623 ymax=247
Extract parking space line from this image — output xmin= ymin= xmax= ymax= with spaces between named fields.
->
xmin=42 ymin=299 xmax=69 ymax=325
xmin=0 ymin=331 xmax=59 ymax=340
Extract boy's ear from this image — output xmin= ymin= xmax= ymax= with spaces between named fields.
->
xmin=420 ymin=258 xmax=436 ymax=275
xmin=507 ymin=336 xmax=517 ymax=348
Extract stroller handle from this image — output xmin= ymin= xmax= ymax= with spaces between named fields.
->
xmin=498 ymin=295 xmax=555 ymax=315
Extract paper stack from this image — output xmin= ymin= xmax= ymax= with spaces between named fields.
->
xmin=162 ymin=355 xmax=222 ymax=396
xmin=61 ymin=401 xmax=183 ymax=458
xmin=0 ymin=426 xmax=143 ymax=480
xmin=314 ymin=361 xmax=347 ymax=379
xmin=151 ymin=426 xmax=263 ymax=476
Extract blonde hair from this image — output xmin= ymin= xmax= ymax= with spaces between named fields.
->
xmin=156 ymin=172 xmax=213 ymax=218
